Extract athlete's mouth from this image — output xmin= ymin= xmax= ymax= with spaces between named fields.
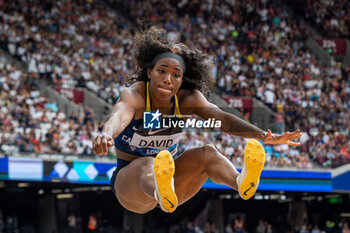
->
xmin=157 ymin=86 xmax=172 ymax=94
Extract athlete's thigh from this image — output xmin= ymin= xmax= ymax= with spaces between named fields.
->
xmin=174 ymin=146 xmax=209 ymax=205
xmin=114 ymin=157 xmax=157 ymax=214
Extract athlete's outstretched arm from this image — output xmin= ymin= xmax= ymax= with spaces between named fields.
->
xmin=92 ymin=87 xmax=143 ymax=155
xmin=182 ymin=90 xmax=302 ymax=146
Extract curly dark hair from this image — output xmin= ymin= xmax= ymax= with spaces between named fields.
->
xmin=128 ymin=27 xmax=213 ymax=96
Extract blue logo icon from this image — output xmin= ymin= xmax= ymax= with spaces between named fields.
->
xmin=143 ymin=110 xmax=161 ymax=129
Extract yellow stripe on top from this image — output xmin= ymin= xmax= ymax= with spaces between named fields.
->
xmin=174 ymin=94 xmax=182 ymax=118
xmin=146 ymin=81 xmax=151 ymax=112
xmin=146 ymin=81 xmax=182 ymax=117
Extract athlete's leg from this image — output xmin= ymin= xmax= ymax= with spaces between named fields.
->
xmin=114 ymin=141 xmax=264 ymax=214
xmin=174 ymin=144 xmax=240 ymax=205
xmin=174 ymin=140 xmax=265 ymax=204
xmin=114 ymin=157 xmax=157 ymax=214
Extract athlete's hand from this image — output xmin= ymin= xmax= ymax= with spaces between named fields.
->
xmin=92 ymin=133 xmax=115 ymax=156
xmin=262 ymin=129 xmax=302 ymax=146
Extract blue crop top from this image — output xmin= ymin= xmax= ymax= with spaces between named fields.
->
xmin=114 ymin=82 xmax=183 ymax=157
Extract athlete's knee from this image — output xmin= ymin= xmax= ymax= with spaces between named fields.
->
xmin=198 ymin=144 xmax=220 ymax=165
xmin=201 ymin=144 xmax=219 ymax=157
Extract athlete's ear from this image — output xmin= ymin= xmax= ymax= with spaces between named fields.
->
xmin=147 ymin=68 xmax=152 ymax=80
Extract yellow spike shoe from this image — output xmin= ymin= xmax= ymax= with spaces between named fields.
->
xmin=153 ymin=150 xmax=178 ymax=213
xmin=236 ymin=139 xmax=266 ymax=200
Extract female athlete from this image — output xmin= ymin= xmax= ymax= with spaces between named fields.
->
xmin=92 ymin=27 xmax=302 ymax=214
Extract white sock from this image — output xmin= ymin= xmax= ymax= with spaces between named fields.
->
xmin=154 ymin=189 xmax=159 ymax=201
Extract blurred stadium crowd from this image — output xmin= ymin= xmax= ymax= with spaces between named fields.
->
xmin=1 ymin=209 xmax=349 ymax=233
xmin=0 ymin=0 xmax=349 ymax=169
xmin=299 ymin=0 xmax=350 ymax=39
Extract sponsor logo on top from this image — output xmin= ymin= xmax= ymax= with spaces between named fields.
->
xmin=143 ymin=110 xmax=162 ymax=129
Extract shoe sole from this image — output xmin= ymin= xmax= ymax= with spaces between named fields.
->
xmin=154 ymin=150 xmax=178 ymax=213
xmin=238 ymin=139 xmax=265 ymax=200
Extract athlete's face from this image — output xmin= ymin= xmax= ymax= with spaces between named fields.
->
xmin=147 ymin=57 xmax=184 ymax=100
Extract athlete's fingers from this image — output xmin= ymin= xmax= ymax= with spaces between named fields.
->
xmin=288 ymin=130 xmax=300 ymax=138
xmin=286 ymin=130 xmax=302 ymax=138
xmin=95 ymin=145 xmax=102 ymax=155
xmin=93 ymin=140 xmax=100 ymax=155
xmin=107 ymin=138 xmax=115 ymax=147
xmin=264 ymin=129 xmax=272 ymax=141
xmin=295 ymin=132 xmax=303 ymax=139
xmin=289 ymin=133 xmax=302 ymax=141
xmin=287 ymin=140 xmax=301 ymax=146
xmin=267 ymin=129 xmax=272 ymax=138
xmin=94 ymin=137 xmax=102 ymax=155
xmin=292 ymin=129 xmax=300 ymax=135
xmin=98 ymin=137 xmax=106 ymax=155
xmin=101 ymin=137 xmax=108 ymax=155
xmin=286 ymin=131 xmax=301 ymax=143
xmin=283 ymin=131 xmax=290 ymax=138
